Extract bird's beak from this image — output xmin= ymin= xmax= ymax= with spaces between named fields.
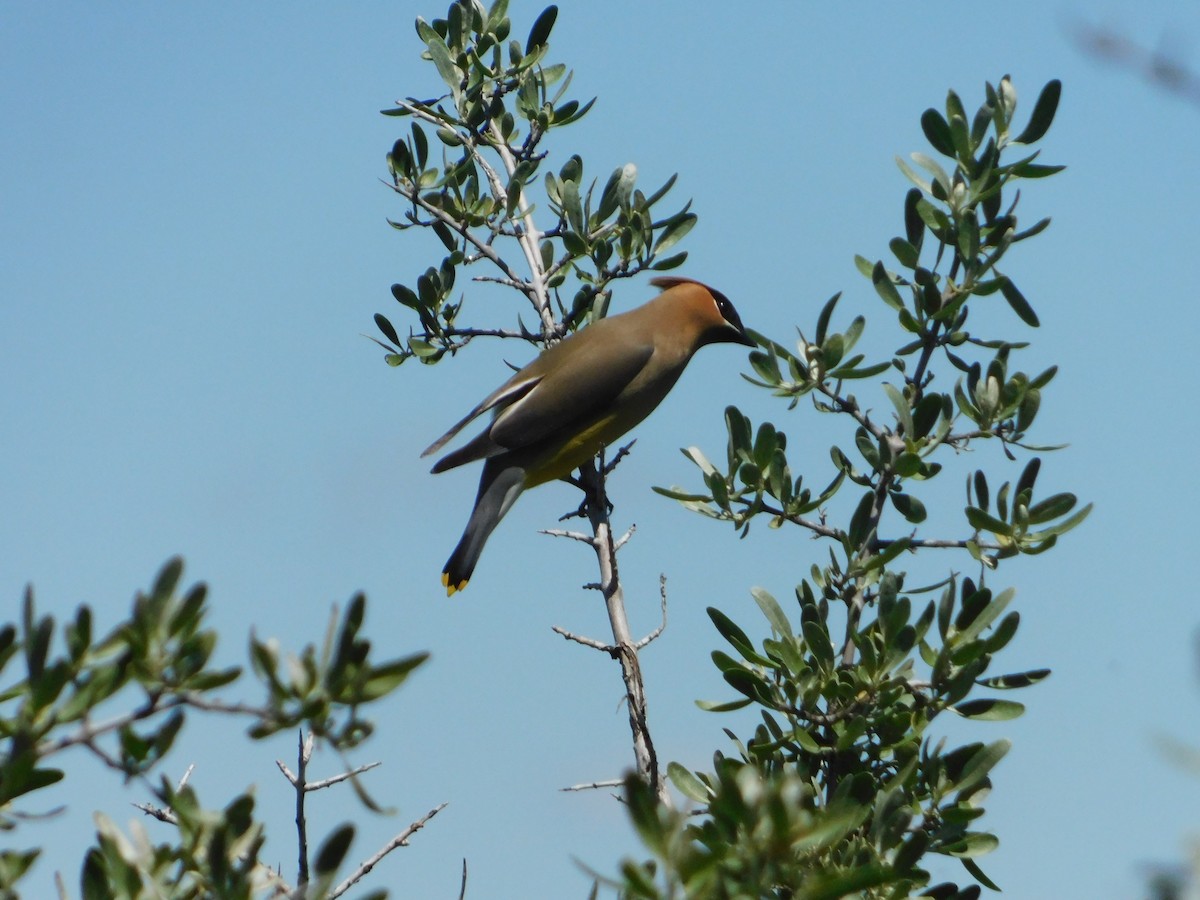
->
xmin=731 ymin=324 xmax=756 ymax=347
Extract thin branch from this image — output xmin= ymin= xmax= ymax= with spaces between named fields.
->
xmin=561 ymin=779 xmax=624 ymax=792
xmin=484 ymin=121 xmax=555 ymax=336
xmin=633 ymin=576 xmax=668 ymax=651
xmin=458 ymin=859 xmax=468 ymax=900
xmin=132 ymin=763 xmax=195 ymax=823
xmin=613 ymin=524 xmax=636 ymax=552
xmin=551 ymin=625 xmax=610 ymax=651
xmin=385 ymin=179 xmax=523 ymax=286
xmin=303 ymin=761 xmax=382 ymax=792
xmin=328 ymin=803 xmax=449 ymax=899
xmin=816 ymin=383 xmax=891 ymax=443
xmin=576 ymin=459 xmax=670 ymax=806
xmin=602 ymin=439 xmax=637 ymax=475
xmin=294 ymin=730 xmax=315 ymax=890
xmin=540 ymin=527 xmax=595 ymax=545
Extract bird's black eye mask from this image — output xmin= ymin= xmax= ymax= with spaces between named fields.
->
xmin=711 ymin=288 xmax=746 ymax=332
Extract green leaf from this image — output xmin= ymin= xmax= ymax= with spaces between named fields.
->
xmin=801 ymin=617 xmax=835 ymax=670
xmin=360 ymin=651 xmax=429 ymax=701
xmin=426 ymin=34 xmax=462 ymax=95
xmin=314 ymin=823 xmax=355 ymax=875
xmin=707 ymin=608 xmax=763 ymax=664
xmin=882 ymin=382 xmax=913 ymax=434
xmin=944 ymin=831 xmax=1000 ymax=859
xmin=978 ymin=668 xmax=1050 ymax=689
xmin=999 ymin=276 xmax=1039 ymax=326
xmin=525 ymin=5 xmax=558 ymax=51
xmin=965 ymin=506 xmax=1010 ymax=535
xmin=374 ymin=313 xmax=400 ymax=345
xmin=751 ymin=587 xmax=793 ymax=638
xmin=695 ymin=697 xmax=752 ymax=712
xmin=814 ymin=292 xmax=841 ymax=346
xmin=1013 ymin=79 xmax=1061 ymax=145
xmin=951 ymin=698 xmax=1025 ymax=721
xmin=848 ymin=491 xmax=875 ymax=546
xmin=667 ymin=762 xmax=711 ymax=803
xmin=962 ymin=857 xmax=1003 ymax=891
xmin=890 ymin=491 xmax=926 ymax=523
xmin=1027 ymin=492 xmax=1076 ymax=524
xmin=889 ymin=236 xmax=919 ymax=269
xmin=650 ymin=250 xmax=687 ymax=270
xmin=903 ymin=188 xmax=924 ymax=249
xmin=653 ymin=213 xmax=696 ymax=256
xmin=871 ymin=261 xmax=904 ymax=311
xmin=920 ymin=108 xmax=955 ymax=157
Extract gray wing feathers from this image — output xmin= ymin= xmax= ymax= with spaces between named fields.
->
xmin=421 ymin=374 xmax=543 ymax=459
xmin=488 ymin=340 xmax=653 ymax=449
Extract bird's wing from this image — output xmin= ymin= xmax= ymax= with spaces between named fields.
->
xmin=421 ymin=373 xmax=543 ymax=459
xmin=488 ymin=335 xmax=653 ymax=451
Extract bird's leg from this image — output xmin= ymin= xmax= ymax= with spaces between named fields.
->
xmin=558 ymin=472 xmax=591 ymax=521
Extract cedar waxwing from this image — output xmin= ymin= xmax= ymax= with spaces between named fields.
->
xmin=423 ymin=276 xmax=753 ymax=595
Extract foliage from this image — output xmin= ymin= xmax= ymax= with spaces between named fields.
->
xmin=373 ymin=0 xmax=696 ymax=366
xmin=617 ymin=77 xmax=1088 ymax=897
xmin=375 ymin=0 xmax=708 ymax=802
xmin=0 ymin=558 xmax=425 ymax=898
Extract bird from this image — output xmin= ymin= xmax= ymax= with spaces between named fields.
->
xmin=423 ymin=276 xmax=754 ymax=595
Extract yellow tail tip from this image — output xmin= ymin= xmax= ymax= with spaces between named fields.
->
xmin=442 ymin=571 xmax=468 ymax=596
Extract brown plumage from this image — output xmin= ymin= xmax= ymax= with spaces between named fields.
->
xmin=424 ymin=276 xmax=753 ymax=594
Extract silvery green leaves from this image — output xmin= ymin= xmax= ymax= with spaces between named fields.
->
xmin=376 ymin=1 xmax=691 ymax=364
xmin=0 ymin=560 xmax=426 ymax=897
xmin=888 ymin=77 xmax=1063 ymax=336
xmin=654 ymin=574 xmax=1035 ymax=895
xmin=965 ymin=458 xmax=1092 ymax=566
xmin=644 ymin=78 xmax=1083 ymax=898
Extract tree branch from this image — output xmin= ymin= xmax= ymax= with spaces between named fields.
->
xmin=329 ymin=803 xmax=448 ymax=899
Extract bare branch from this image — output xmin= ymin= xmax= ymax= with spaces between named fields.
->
xmin=633 ymin=577 xmax=668 ymax=650
xmin=304 ymin=761 xmax=382 ymax=792
xmin=294 ymin=730 xmax=315 ymax=890
xmin=551 ymin=624 xmax=611 ymax=651
xmin=613 ymin=524 xmax=636 ymax=551
xmin=132 ymin=801 xmax=177 ymax=824
xmin=602 ymin=439 xmax=637 ymax=475
xmin=329 ymin=803 xmax=449 ymax=899
xmin=484 ymin=121 xmax=555 ymax=336
xmin=561 ymin=779 xmax=624 ymax=792
xmin=385 ymin=180 xmax=524 ymax=286
xmin=540 ymin=527 xmax=595 ymax=545
xmin=133 ymin=764 xmax=195 ymax=823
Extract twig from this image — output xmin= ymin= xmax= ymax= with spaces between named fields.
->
xmin=576 ymin=459 xmax=669 ymax=806
xmin=329 ymin=803 xmax=449 ymax=899
xmin=613 ymin=524 xmax=637 ymax=551
xmin=304 ymin=762 xmax=382 ymax=792
xmin=551 ymin=625 xmax=610 ymax=651
xmin=484 ymin=120 xmax=555 ymax=336
xmin=561 ymin=779 xmax=624 ymax=792
xmin=633 ymin=577 xmax=668 ymax=650
xmin=385 ymin=179 xmax=524 ymax=288
xmin=293 ymin=731 xmax=315 ymax=889
xmin=540 ymin=528 xmax=595 ymax=544
xmin=132 ymin=764 xmax=196 ymax=824
xmin=458 ymin=858 xmax=468 ymax=900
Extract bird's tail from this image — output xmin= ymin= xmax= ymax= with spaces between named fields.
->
xmin=442 ymin=463 xmax=526 ymax=595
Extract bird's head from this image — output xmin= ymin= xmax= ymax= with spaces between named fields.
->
xmin=650 ymin=276 xmax=755 ymax=348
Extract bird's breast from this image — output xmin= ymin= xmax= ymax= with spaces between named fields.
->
xmin=522 ymin=350 xmax=689 ymax=487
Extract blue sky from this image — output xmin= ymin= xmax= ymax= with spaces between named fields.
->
xmin=4 ymin=2 xmax=1199 ymax=897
